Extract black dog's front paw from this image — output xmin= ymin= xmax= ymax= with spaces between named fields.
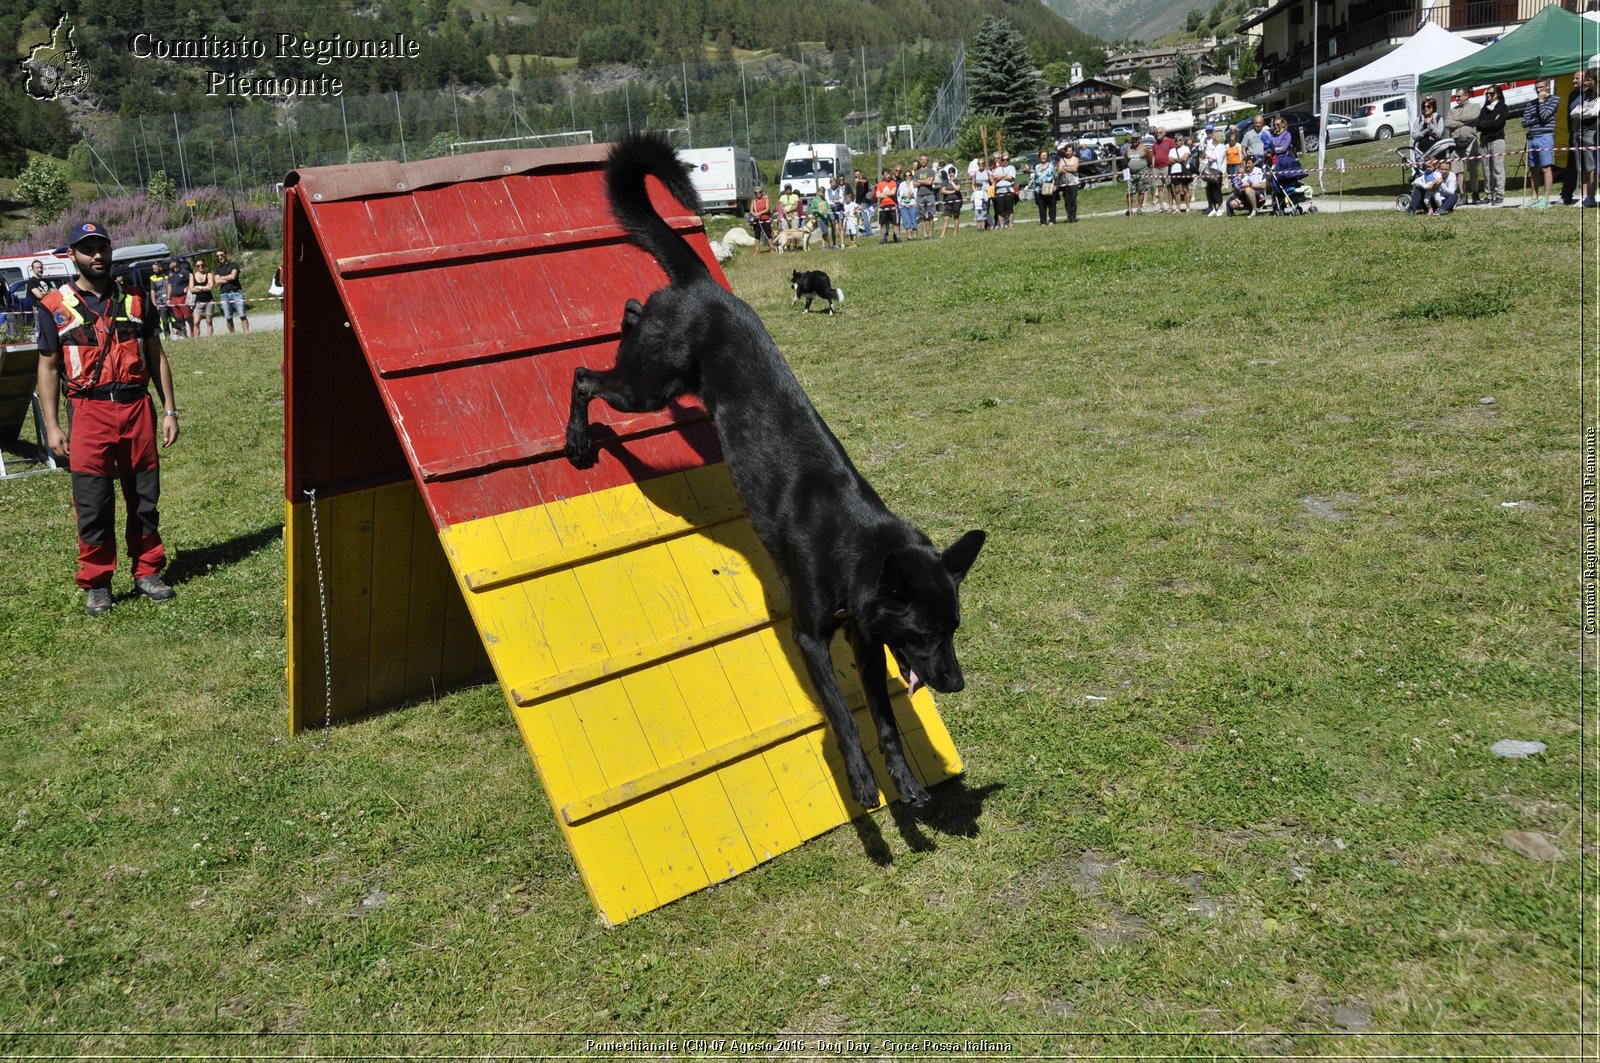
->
xmin=564 ymin=424 xmax=596 ymax=469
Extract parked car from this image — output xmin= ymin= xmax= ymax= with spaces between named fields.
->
xmin=1111 ymin=125 xmax=1137 ymax=137
xmin=1348 ymin=95 xmax=1410 ymax=142
xmin=1318 ymin=112 xmax=1356 ymax=148
xmin=1235 ymin=109 xmax=1321 ymax=153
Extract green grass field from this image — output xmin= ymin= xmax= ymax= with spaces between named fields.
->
xmin=0 ymin=205 xmax=1589 ymax=1058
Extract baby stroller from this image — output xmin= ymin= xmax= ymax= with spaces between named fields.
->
xmin=1267 ymin=152 xmax=1317 ymax=215
xmin=1393 ymin=139 xmax=1457 ymax=211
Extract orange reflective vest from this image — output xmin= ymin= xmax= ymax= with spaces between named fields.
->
xmin=40 ymin=283 xmax=147 ymax=395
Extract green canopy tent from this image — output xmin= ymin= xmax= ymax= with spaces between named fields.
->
xmin=1417 ymin=5 xmax=1600 ymax=92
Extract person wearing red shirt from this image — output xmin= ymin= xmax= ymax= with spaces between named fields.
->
xmin=1149 ymin=127 xmax=1177 ymax=213
xmin=874 ymin=168 xmax=901 ymax=243
xmin=35 ymin=222 xmax=181 ymax=616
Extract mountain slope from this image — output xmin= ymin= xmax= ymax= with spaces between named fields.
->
xmin=1041 ymin=0 xmax=1202 ymax=42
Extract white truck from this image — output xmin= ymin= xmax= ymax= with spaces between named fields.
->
xmin=679 ymin=146 xmax=763 ymax=215
xmin=1145 ymin=109 xmax=1196 ymax=134
xmin=777 ymin=142 xmax=852 ymax=198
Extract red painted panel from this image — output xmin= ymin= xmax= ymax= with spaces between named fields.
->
xmin=288 ymin=146 xmax=732 ymax=529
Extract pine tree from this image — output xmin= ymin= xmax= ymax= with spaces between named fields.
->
xmin=1168 ymin=54 xmax=1201 ymax=111
xmin=967 ymin=16 xmax=1049 ymax=153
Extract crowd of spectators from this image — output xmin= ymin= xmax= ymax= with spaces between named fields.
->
xmin=740 ymin=76 xmax=1597 ymax=242
xmin=744 ymin=144 xmax=1103 ymax=250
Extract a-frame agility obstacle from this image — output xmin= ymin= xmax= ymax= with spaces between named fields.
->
xmin=283 ymin=146 xmax=963 ymax=924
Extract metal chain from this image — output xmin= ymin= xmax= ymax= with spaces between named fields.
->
xmin=303 ymin=487 xmax=334 ymax=746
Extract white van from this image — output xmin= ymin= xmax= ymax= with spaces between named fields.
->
xmin=1 ymin=243 xmax=173 ymax=309
xmin=0 ymin=251 xmax=71 ymax=307
xmin=679 ymin=146 xmax=763 ymax=215
xmin=778 ymin=142 xmax=852 ymax=198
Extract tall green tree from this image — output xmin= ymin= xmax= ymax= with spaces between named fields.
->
xmin=967 ymin=16 xmax=1049 ymax=153
xmin=1168 ymin=54 xmax=1201 ymax=111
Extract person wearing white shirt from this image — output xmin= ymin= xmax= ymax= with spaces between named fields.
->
xmin=971 ymin=160 xmax=993 ymax=230
xmin=896 ymin=175 xmax=918 ymax=238
xmin=1203 ymin=128 xmax=1228 ymax=216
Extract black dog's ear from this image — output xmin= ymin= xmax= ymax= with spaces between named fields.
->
xmin=942 ymin=530 xmax=987 ymax=582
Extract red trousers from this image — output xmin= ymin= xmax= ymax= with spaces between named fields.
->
xmin=67 ymin=396 xmax=165 ymax=589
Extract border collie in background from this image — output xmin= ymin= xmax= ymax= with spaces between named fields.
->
xmin=791 ymin=269 xmax=843 ymax=314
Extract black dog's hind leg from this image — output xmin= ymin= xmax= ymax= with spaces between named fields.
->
xmin=848 ymin=625 xmax=931 ymax=807
xmin=793 ymin=628 xmax=882 ymax=810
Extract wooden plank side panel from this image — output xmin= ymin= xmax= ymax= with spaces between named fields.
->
xmin=366 ymin=481 xmax=418 ymax=708
xmin=326 ymin=490 xmax=377 ymax=716
xmin=440 ymin=561 xmax=491 ymax=688
xmin=285 ymin=499 xmax=313 ymax=735
xmin=404 ymin=491 xmax=451 ymax=698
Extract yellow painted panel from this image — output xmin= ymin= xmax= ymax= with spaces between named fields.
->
xmin=766 ymin=727 xmax=852 ymax=840
xmin=367 ymin=481 xmax=418 ymax=707
xmin=404 ymin=493 xmax=451 ymax=695
xmin=575 ymin=550 xmax=672 ymax=658
xmin=439 ymin=508 xmax=515 ymax=579
xmin=539 ymin=694 xmax=610 ymax=808
xmin=656 ymin=644 xmax=803 ymax=864
xmin=470 ymin=581 xmax=557 ymax=686
xmin=539 ymin=491 xmax=612 ymax=560
xmin=660 ymin=532 xmax=772 ymax=630
xmin=566 ymin=808 xmax=660 ymax=925
xmin=288 ymin=483 xmax=492 ymax=734
xmin=567 ymin=680 xmax=711 ymax=906
xmin=285 ymin=500 xmax=310 ymax=735
xmin=614 ymin=669 xmax=758 ymax=883
xmin=511 ymin=699 xmax=578 ymax=806
xmin=425 ymin=468 xmax=966 ymax=924
xmin=525 ymin=568 xmax=608 ymax=676
xmin=326 ymin=490 xmax=375 ymax=716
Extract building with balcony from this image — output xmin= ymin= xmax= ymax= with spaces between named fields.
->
xmin=1048 ymin=79 xmax=1154 ymax=141
xmin=1103 ymin=43 xmax=1218 ymax=86
xmin=1239 ymin=0 xmax=1580 ymax=111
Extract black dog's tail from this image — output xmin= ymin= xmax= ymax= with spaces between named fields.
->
xmin=605 ymin=132 xmax=707 ymax=286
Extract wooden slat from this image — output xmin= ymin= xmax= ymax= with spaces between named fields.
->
xmin=462 ymin=503 xmax=742 ymax=591
xmin=509 ymin=612 xmax=781 ymax=707
xmin=371 ymin=320 xmax=619 ymax=378
xmin=561 ymin=709 xmax=823 ymax=826
xmin=417 ymin=411 xmax=710 ymax=484
xmin=332 ymin=215 xmax=702 ymax=280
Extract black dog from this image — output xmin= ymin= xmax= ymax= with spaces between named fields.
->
xmin=791 ymin=269 xmax=844 ymax=314
xmin=565 ymin=133 xmax=985 ymax=811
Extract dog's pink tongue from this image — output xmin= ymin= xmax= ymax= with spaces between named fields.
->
xmin=906 ymin=670 xmax=924 ymax=696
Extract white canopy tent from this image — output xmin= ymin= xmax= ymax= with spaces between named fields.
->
xmin=1315 ymin=23 xmax=1485 ymax=184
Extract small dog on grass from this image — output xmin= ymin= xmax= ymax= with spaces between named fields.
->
xmin=791 ymin=269 xmax=843 ymax=314
xmin=564 ymin=132 xmax=986 ymax=811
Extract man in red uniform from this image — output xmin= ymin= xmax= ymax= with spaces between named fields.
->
xmin=35 ymin=222 xmax=181 ymax=616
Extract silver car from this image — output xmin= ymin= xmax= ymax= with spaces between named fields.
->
xmin=1319 ymin=113 xmax=1356 ymax=148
